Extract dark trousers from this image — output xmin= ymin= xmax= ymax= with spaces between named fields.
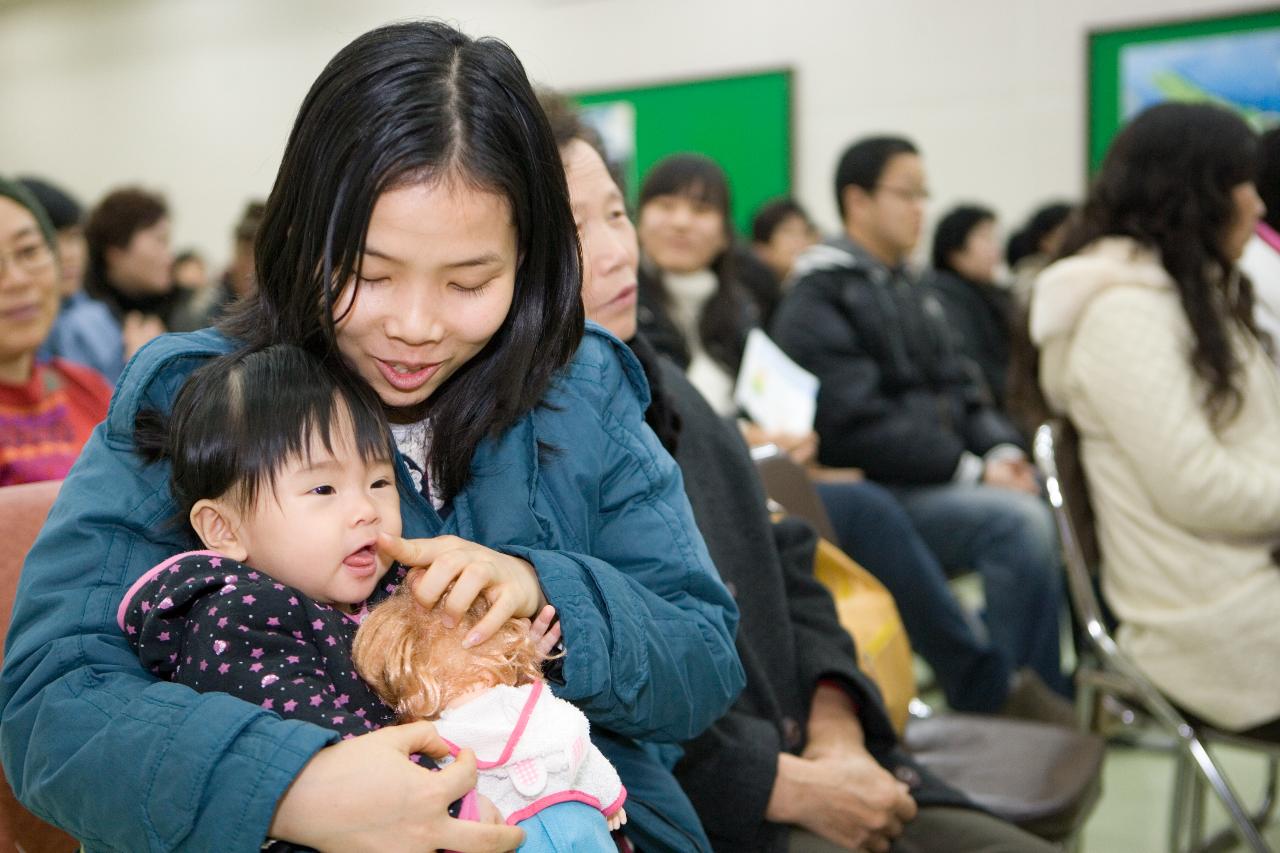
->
xmin=816 ymin=480 xmax=1013 ymax=712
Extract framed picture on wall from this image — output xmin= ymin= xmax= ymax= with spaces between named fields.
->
xmin=573 ymin=69 xmax=792 ymax=237
xmin=1087 ymin=9 xmax=1280 ymax=173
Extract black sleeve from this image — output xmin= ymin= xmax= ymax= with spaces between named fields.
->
xmin=771 ymin=277 xmax=968 ymax=483
xmin=674 ymin=704 xmax=784 ymax=846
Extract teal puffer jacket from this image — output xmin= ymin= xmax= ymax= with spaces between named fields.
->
xmin=0 ymin=324 xmax=743 ymax=852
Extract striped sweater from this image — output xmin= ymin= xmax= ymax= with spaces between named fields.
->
xmin=0 ymin=358 xmax=111 ymax=486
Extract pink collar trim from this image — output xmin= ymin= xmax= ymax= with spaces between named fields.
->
xmin=116 ymin=549 xmax=224 ymax=631
xmin=440 ymin=681 xmax=544 ymax=769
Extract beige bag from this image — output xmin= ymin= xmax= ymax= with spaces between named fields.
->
xmin=812 ymin=537 xmax=915 ymax=736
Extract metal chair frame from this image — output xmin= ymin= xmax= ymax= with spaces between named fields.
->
xmin=1034 ymin=420 xmax=1280 ymax=853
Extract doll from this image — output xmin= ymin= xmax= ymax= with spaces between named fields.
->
xmin=353 ymin=572 xmax=627 ymax=850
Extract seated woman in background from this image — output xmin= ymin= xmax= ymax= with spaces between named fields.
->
xmin=83 ymin=186 xmax=201 ymax=381
xmin=927 ymin=204 xmax=1012 ymax=408
xmin=736 ymin=198 xmax=819 ymax=327
xmin=1029 ymin=102 xmax=1280 ymax=735
xmin=1006 ymin=201 xmax=1073 ymax=306
xmin=0 ymin=178 xmax=111 ymax=486
xmin=636 ymin=153 xmax=757 ymax=418
xmin=18 ymin=178 xmax=122 ymax=384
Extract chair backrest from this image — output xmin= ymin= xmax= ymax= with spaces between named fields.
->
xmin=0 ymin=480 xmax=79 ymax=853
xmin=1032 ymin=421 xmax=1192 ymax=732
xmin=1031 ymin=422 xmax=1109 ymax=645
xmin=749 ymin=444 xmax=839 ymax=542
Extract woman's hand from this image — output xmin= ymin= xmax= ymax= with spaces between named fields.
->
xmin=739 ymin=422 xmax=819 ymax=467
xmin=269 ymin=720 xmax=524 ymax=852
xmin=379 ymin=533 xmax=546 ymax=648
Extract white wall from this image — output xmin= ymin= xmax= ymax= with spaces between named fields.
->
xmin=0 ymin=0 xmax=1271 ymax=268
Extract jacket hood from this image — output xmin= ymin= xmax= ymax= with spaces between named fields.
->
xmin=790 ymin=236 xmax=869 ymax=281
xmin=1029 ymin=236 xmax=1173 ymax=348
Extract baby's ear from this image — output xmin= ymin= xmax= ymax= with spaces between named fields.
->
xmin=189 ymin=499 xmax=249 ymax=561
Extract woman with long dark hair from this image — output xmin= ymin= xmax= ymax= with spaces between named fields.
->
xmin=1029 ymin=102 xmax=1277 ymax=734
xmin=635 ymin=154 xmax=757 ymax=417
xmin=0 ymin=22 xmax=742 ymax=851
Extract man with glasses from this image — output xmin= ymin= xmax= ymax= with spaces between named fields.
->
xmin=771 ymin=136 xmax=1071 ymax=711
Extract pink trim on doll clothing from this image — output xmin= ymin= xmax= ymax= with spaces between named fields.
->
xmin=503 ymin=784 xmax=628 ymax=826
xmin=439 ymin=680 xmax=544 ymax=769
xmin=457 ymin=789 xmax=480 ymax=821
xmin=1259 ymin=222 xmax=1280 ymax=254
xmin=116 ymin=550 xmax=223 ymax=630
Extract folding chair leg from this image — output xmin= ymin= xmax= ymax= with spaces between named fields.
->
xmin=1185 ymin=738 xmax=1271 ymax=852
xmin=1077 ymin=678 xmax=1099 ymax=733
xmin=1172 ymin=750 xmax=1194 ymax=853
xmin=1188 ymin=769 xmax=1205 ymax=850
xmin=1258 ymin=757 xmax=1280 ymax=828
xmin=1194 ymin=755 xmax=1280 ymax=853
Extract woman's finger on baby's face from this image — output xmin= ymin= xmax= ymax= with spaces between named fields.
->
xmin=378 ymin=532 xmax=460 ymax=569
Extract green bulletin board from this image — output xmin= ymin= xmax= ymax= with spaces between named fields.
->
xmin=574 ymin=70 xmax=792 ymax=236
xmin=1088 ymin=10 xmax=1280 ymax=173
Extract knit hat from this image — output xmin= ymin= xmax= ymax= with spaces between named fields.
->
xmin=17 ymin=177 xmax=83 ymax=232
xmin=0 ymin=176 xmax=57 ymax=251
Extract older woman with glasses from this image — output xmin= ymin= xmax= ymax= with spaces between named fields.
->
xmin=0 ymin=178 xmax=111 ymax=486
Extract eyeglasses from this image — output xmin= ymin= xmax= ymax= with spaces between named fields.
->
xmin=0 ymin=243 xmax=55 ymax=279
xmin=875 ymin=184 xmax=931 ymax=204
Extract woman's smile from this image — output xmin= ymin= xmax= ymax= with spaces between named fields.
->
xmin=375 ymin=358 xmax=443 ymax=393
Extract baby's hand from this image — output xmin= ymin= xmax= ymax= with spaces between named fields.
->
xmin=529 ymin=604 xmax=562 ymax=658
xmin=607 ymin=807 xmax=627 ymax=832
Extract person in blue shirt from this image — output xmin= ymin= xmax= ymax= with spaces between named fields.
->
xmin=0 ymin=21 xmax=742 ymax=853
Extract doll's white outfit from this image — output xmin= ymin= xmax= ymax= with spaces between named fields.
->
xmin=436 ymin=681 xmax=625 ymax=848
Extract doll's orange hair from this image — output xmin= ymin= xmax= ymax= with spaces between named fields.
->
xmin=352 ymin=569 xmax=547 ymax=721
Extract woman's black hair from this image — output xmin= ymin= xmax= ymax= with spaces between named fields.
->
xmin=637 ymin=153 xmax=752 ymax=374
xmin=1056 ymin=101 xmax=1260 ymax=428
xmin=219 ymin=21 xmax=583 ymax=501
xmin=1006 ymin=202 xmax=1073 ymax=267
xmin=931 ymin=204 xmax=996 ymax=275
xmin=135 ymin=345 xmax=395 ymax=522
xmin=751 ymin=198 xmax=812 ymax=245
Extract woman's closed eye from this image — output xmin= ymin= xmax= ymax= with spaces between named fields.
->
xmin=450 ymin=277 xmax=493 ymax=296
